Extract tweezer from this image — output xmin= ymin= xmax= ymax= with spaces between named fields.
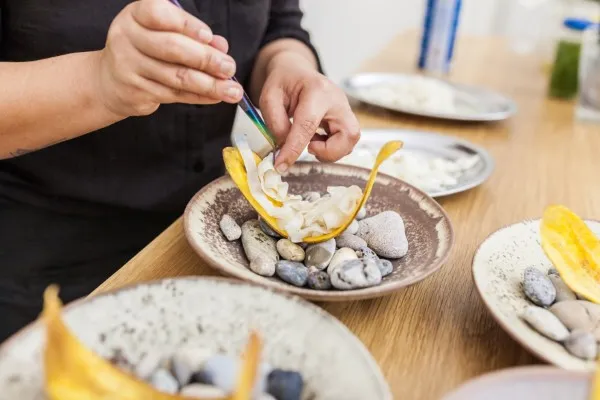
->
xmin=167 ymin=0 xmax=277 ymax=150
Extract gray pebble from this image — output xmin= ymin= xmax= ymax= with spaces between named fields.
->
xmin=330 ymin=258 xmax=382 ymax=290
xmin=219 ymin=214 xmax=241 ymax=241
xmin=150 ymin=368 xmax=179 ymax=394
xmin=307 ymin=269 xmax=332 ymax=290
xmin=171 ymin=347 xmax=212 ymax=386
xmin=357 ymin=211 xmax=408 ymax=258
xmin=302 ymin=191 xmax=321 ymax=202
xmin=377 ymin=259 xmax=393 ymax=277
xmin=564 ymin=330 xmax=597 ymax=360
xmin=180 ymin=383 xmax=226 ymax=398
xmin=267 ymin=369 xmax=304 ymax=400
xmin=356 ymin=246 xmax=379 ymax=261
xmin=548 ymin=274 xmax=576 ymax=302
xmin=242 ymin=220 xmax=279 ymax=277
xmin=335 ymin=233 xmax=367 ymax=251
xmin=356 ymin=206 xmax=367 ymax=220
xmin=276 ymin=239 xmax=305 ymax=262
xmin=344 ymin=220 xmax=360 ymax=235
xmin=305 ymin=238 xmax=336 ymax=270
xmin=550 ymin=300 xmax=600 ymax=335
xmin=276 ymin=261 xmax=309 ymax=287
xmin=259 ymin=217 xmax=281 ymax=238
xmin=328 ymin=248 xmax=358 ymax=273
xmin=193 ymin=354 xmax=269 ymax=395
xmin=523 ymin=267 xmax=556 ymax=307
xmin=521 ymin=306 xmax=569 ymax=341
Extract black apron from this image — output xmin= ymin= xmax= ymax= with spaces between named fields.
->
xmin=0 ymin=0 xmax=319 ymax=341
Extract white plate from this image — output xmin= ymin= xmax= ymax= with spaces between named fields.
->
xmin=342 ymin=72 xmax=517 ymax=122
xmin=0 ymin=277 xmax=392 ymax=400
xmin=299 ymin=129 xmax=494 ymax=198
xmin=472 ymin=219 xmax=600 ymax=372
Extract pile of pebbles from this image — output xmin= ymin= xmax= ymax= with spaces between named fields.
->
xmin=521 ymin=267 xmax=600 ymax=360
xmin=219 ymin=193 xmax=409 ymax=290
xmin=110 ymin=346 xmax=303 ymax=399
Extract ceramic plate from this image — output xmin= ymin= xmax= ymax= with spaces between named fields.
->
xmin=342 ymin=72 xmax=517 ymax=121
xmin=472 ymin=219 xmax=600 ymax=371
xmin=442 ymin=366 xmax=591 ymax=400
xmin=184 ymin=163 xmax=454 ymax=302
xmin=299 ymin=129 xmax=494 ymax=198
xmin=0 ymin=277 xmax=391 ymax=400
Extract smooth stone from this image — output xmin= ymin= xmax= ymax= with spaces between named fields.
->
xmin=548 ymin=274 xmax=576 ymax=302
xmin=171 ymin=347 xmax=212 ymax=386
xmin=550 ymin=301 xmax=600 ymax=339
xmin=276 ymin=261 xmax=309 ymax=287
xmin=219 ymin=214 xmax=241 ymax=241
xmin=242 ymin=220 xmax=278 ymax=277
xmin=307 ymin=269 xmax=332 ymax=290
xmin=521 ymin=306 xmax=569 ymax=341
xmin=135 ymin=351 xmax=164 ymax=381
xmin=356 ymin=206 xmax=367 ymax=220
xmin=523 ymin=267 xmax=556 ymax=306
xmin=357 ymin=211 xmax=408 ymax=258
xmin=302 ymin=191 xmax=321 ymax=202
xmin=328 ymin=248 xmax=359 ymax=273
xmin=267 ymin=369 xmax=304 ymax=400
xmin=192 ymin=354 xmax=270 ymax=395
xmin=330 ymin=258 xmax=382 ymax=290
xmin=258 ymin=217 xmax=281 ymax=238
xmin=335 ymin=233 xmax=368 ymax=251
xmin=356 ymin=246 xmax=379 ymax=261
xmin=304 ymin=238 xmax=336 ymax=270
xmin=180 ymin=383 xmax=226 ymax=398
xmin=276 ymin=239 xmax=305 ymax=262
xmin=564 ymin=330 xmax=597 ymax=360
xmin=344 ymin=220 xmax=360 ymax=235
xmin=150 ymin=368 xmax=179 ymax=394
xmin=377 ymin=259 xmax=393 ymax=277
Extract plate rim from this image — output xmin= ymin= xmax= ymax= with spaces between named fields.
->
xmin=341 ymin=72 xmax=518 ymax=122
xmin=0 ymin=276 xmax=393 ymax=400
xmin=183 ymin=162 xmax=455 ymax=302
xmin=471 ymin=218 xmax=600 ymax=371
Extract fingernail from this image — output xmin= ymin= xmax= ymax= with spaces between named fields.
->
xmin=220 ymin=60 xmax=235 ymax=77
xmin=198 ymin=28 xmax=212 ymax=42
xmin=276 ymin=163 xmax=289 ymax=174
xmin=225 ymin=86 xmax=241 ymax=101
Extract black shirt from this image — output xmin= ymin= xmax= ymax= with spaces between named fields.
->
xmin=0 ymin=0 xmax=320 ymax=339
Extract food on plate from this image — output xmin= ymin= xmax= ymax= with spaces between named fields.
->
xmin=519 ymin=205 xmax=600 ymax=360
xmin=42 ymin=286 xmax=302 ymax=399
xmin=223 ymin=133 xmax=402 ymax=243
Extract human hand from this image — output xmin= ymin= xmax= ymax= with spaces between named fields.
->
xmin=259 ymin=51 xmax=360 ymax=173
xmin=96 ymin=0 xmax=243 ymax=117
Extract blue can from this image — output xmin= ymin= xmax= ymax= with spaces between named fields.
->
xmin=418 ymin=0 xmax=462 ymax=74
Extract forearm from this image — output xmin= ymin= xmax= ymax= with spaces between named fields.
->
xmin=0 ymin=51 xmax=123 ymax=159
xmin=249 ymin=38 xmax=317 ymax=104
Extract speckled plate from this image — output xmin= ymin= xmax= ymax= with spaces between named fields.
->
xmin=472 ymin=219 xmax=600 ymax=371
xmin=442 ymin=366 xmax=591 ymax=400
xmin=184 ymin=162 xmax=454 ymax=302
xmin=0 ymin=277 xmax=392 ymax=400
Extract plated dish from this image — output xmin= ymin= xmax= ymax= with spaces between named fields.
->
xmin=0 ymin=277 xmax=391 ymax=400
xmin=341 ymin=72 xmax=517 ymax=122
xmin=299 ymin=129 xmax=494 ymax=198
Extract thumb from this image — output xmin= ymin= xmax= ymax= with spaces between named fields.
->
xmin=259 ymin=87 xmax=291 ymax=146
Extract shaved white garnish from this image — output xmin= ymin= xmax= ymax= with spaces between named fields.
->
xmin=235 ymin=133 xmax=362 ymax=242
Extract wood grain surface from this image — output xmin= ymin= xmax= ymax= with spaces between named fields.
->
xmin=93 ymin=33 xmax=600 ymax=399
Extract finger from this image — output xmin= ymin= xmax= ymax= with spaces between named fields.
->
xmin=259 ymin=88 xmax=291 ymax=144
xmin=127 ymin=21 xmax=236 ymax=79
xmin=139 ymin=76 xmax=221 ymax=105
xmin=308 ymin=113 xmax=361 ymax=162
xmin=132 ymin=0 xmax=214 ymax=43
xmin=275 ymin=95 xmax=325 ymax=172
xmin=136 ymin=53 xmax=243 ymax=103
xmin=210 ymin=35 xmax=229 ymax=53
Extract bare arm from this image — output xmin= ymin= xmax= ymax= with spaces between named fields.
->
xmin=0 ymin=52 xmax=122 ymax=159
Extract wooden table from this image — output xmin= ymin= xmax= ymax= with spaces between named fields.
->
xmin=93 ymin=33 xmax=600 ymax=399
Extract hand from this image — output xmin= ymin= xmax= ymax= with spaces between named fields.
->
xmin=259 ymin=52 xmax=360 ymax=172
xmin=96 ymin=0 xmax=243 ymax=117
